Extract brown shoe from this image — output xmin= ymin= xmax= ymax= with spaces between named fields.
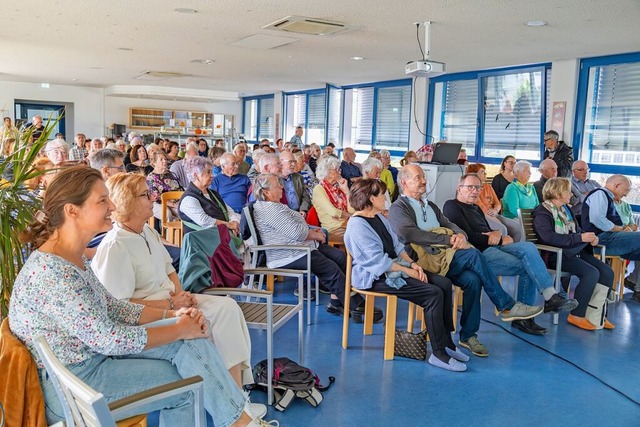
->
xmin=567 ymin=314 xmax=596 ymax=331
xmin=604 ymin=318 xmax=615 ymax=330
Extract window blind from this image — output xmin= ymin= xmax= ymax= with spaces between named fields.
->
xmin=442 ymin=79 xmax=478 ymax=154
xmin=258 ymin=97 xmax=274 ymax=141
xmin=375 ymin=85 xmax=411 ymax=150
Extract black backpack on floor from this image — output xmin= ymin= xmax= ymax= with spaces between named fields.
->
xmin=251 ymin=358 xmax=335 ymax=411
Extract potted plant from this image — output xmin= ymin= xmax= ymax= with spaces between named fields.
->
xmin=0 ymin=119 xmax=58 ymax=319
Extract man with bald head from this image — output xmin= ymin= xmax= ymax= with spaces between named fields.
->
xmin=533 ymin=158 xmax=557 ymax=202
xmin=582 ymin=174 xmax=640 ymax=302
xmin=570 ymin=160 xmax=601 ymax=216
xmin=211 ymin=152 xmax=251 ymax=213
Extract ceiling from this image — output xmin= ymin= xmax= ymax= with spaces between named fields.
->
xmin=2 ymin=0 xmax=639 ymax=97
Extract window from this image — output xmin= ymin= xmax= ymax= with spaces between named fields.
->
xmin=242 ymin=95 xmax=274 ymax=143
xmin=427 ymin=65 xmax=551 ymax=162
xmin=343 ymin=79 xmax=411 ymax=155
xmin=284 ymin=90 xmax=326 ymax=145
xmin=326 ymin=85 xmax=343 ymax=146
xmin=574 ymin=52 xmax=640 ymax=206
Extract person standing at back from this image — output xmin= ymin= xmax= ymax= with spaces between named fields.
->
xmin=543 ymin=130 xmax=573 ymax=178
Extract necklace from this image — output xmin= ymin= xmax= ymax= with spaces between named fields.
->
xmin=120 ymin=222 xmax=151 ymax=254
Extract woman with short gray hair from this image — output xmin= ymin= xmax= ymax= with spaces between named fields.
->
xmin=177 ymin=156 xmax=240 ymax=235
xmin=312 ymin=155 xmax=354 ymax=243
xmin=502 ymin=160 xmax=538 ymax=219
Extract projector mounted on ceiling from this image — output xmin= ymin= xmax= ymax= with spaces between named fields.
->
xmin=405 ymin=21 xmax=446 ymax=76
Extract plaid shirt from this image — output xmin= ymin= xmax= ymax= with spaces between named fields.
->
xmin=68 ymin=145 xmax=88 ymax=161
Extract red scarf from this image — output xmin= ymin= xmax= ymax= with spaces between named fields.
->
xmin=321 ymin=179 xmax=348 ymax=211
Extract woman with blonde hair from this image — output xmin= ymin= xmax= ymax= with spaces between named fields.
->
xmin=91 ymin=173 xmax=262 ymax=418
xmin=10 ymin=166 xmax=271 ymax=427
xmin=533 ymin=177 xmax=614 ymax=331
xmin=400 ymin=150 xmax=418 ymax=166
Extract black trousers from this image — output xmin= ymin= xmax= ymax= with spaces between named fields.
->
xmin=283 ymin=244 xmax=348 ymax=303
xmin=369 ymin=273 xmax=454 ymax=352
xmin=558 ymin=251 xmax=614 ymax=317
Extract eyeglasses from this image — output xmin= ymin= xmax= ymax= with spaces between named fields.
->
xmin=459 ymin=185 xmax=483 ymax=191
xmin=224 ymin=161 xmax=240 ymax=167
xmin=138 ymin=190 xmax=153 ymax=199
xmin=107 ymin=165 xmax=125 ymax=171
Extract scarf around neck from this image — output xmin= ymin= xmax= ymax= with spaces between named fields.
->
xmin=542 ymin=200 xmax=575 ymax=234
xmin=320 ymin=179 xmax=348 ymax=211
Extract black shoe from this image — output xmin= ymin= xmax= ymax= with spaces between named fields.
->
xmin=293 ymin=286 xmax=315 ymax=301
xmin=544 ymin=292 xmax=579 ymax=313
xmin=350 ymin=305 xmax=384 ymax=324
xmin=325 ymin=302 xmax=343 ymax=316
xmin=318 ymin=283 xmax=331 ymax=294
xmin=624 ymin=278 xmax=637 ymax=292
xmin=512 ymin=318 xmax=547 ymax=335
xmin=633 ymin=290 xmax=640 ymax=303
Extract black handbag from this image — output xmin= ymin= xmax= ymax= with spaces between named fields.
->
xmin=394 ymin=329 xmax=428 ymax=360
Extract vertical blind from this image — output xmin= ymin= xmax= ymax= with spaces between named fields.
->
xmin=374 ymin=85 xmax=411 ymax=150
xmin=442 ymin=79 xmax=478 ymax=153
xmin=584 ymin=61 xmax=640 ymax=164
xmin=352 ymin=87 xmax=374 ymax=146
xmin=327 ymin=86 xmax=343 ymax=146
xmin=243 ymin=99 xmax=258 ymax=140
xmin=258 ymin=97 xmax=274 ymax=141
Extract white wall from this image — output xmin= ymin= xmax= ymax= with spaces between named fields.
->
xmin=0 ymin=81 xmax=104 ymax=137
xmin=0 ymin=80 xmax=242 ymax=140
xmin=548 ymin=59 xmax=580 ymax=145
xmin=409 ymin=77 xmax=429 ymax=151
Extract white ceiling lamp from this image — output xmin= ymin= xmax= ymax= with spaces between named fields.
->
xmin=526 ymin=20 xmax=547 ymax=27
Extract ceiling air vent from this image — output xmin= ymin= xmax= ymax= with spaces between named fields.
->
xmin=135 ymin=71 xmax=190 ymax=81
xmin=263 ymin=16 xmax=358 ymax=36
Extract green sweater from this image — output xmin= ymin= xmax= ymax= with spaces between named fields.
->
xmin=502 ymin=180 xmax=539 ymax=219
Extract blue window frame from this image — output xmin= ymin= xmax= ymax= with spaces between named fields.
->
xmin=342 ymin=79 xmax=412 ymax=157
xmin=574 ymin=51 xmax=640 ymax=207
xmin=427 ymin=64 xmax=552 ymax=165
xmin=242 ymin=95 xmax=274 ymax=143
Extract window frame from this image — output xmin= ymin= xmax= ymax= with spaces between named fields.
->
xmin=342 ymin=78 xmax=413 ymax=158
xmin=282 ymin=88 xmax=326 ymax=146
xmin=426 ymin=63 xmax=552 ymax=166
xmin=241 ymin=94 xmax=274 ymax=144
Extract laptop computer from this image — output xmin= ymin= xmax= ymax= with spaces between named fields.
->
xmin=428 ymin=142 xmax=462 ymax=165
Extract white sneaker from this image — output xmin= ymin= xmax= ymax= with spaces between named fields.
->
xmin=243 ymin=391 xmax=267 ymax=419
xmin=248 ymin=418 xmax=280 ymax=427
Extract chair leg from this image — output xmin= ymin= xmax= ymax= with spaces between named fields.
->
xmin=266 ymin=275 xmax=275 ymax=293
xmin=452 ymin=286 xmax=462 ymax=332
xmin=364 ymin=295 xmax=375 ymax=335
xmin=383 ymin=296 xmax=397 ymax=360
xmin=407 ymin=302 xmax=415 ymax=333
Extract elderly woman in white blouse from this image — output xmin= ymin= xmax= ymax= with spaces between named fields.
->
xmin=91 ymin=172 xmax=264 ymax=418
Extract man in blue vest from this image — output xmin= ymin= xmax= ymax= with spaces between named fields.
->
xmin=582 ymin=174 xmax=640 ymax=302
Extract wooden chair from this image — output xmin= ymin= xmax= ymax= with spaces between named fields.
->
xmin=180 ymin=227 xmax=305 ymax=405
xmin=33 ymin=335 xmax=205 ymax=427
xmin=594 ymin=254 xmax=626 ymax=301
xmin=342 ymin=251 xmax=418 ymax=360
xmin=160 ymin=191 xmax=184 ymax=247
xmin=407 ymin=286 xmax=463 ymax=333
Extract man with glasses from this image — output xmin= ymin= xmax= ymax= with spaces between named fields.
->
xmin=570 ymin=160 xmax=601 ymax=217
xmin=211 ymin=152 xmax=251 ymax=213
xmin=389 ymin=165 xmax=542 ymax=356
xmin=443 ymin=173 xmax=577 ymax=335
xmin=543 ymin=130 xmax=573 ymax=178
xmin=89 ymin=148 xmax=125 ymax=179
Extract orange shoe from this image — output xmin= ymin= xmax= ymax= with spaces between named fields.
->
xmin=604 ymin=318 xmax=615 ymax=330
xmin=567 ymin=314 xmax=596 ymax=331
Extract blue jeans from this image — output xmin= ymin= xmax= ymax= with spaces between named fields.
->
xmin=446 ymin=248 xmax=516 ymax=341
xmin=482 ymin=242 xmax=554 ymax=305
xmin=41 ymin=339 xmax=245 ymax=427
xmin=597 ymin=231 xmax=640 ymax=287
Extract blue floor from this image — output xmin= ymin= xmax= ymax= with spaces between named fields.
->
xmin=150 ymin=278 xmax=640 ymax=426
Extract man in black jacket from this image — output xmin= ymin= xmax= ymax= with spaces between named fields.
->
xmin=543 ymin=130 xmax=573 ymax=178
xmin=443 ymin=173 xmax=578 ymax=335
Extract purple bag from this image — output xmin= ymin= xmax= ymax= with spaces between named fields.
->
xmin=207 ymin=224 xmax=244 ymax=288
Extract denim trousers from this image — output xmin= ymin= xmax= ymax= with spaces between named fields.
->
xmin=482 ymin=242 xmax=554 ymax=305
xmin=41 ymin=339 xmax=245 ymax=427
xmin=597 ymin=231 xmax=640 ymax=288
xmin=445 ymin=248 xmax=515 ymax=341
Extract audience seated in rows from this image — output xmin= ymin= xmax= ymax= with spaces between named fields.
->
xmin=443 ymin=173 xmax=578 ymax=335
xmin=388 ymin=165 xmax=542 ymax=356
xmin=9 ymin=166 xmax=271 ymax=426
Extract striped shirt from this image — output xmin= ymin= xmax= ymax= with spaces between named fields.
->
xmin=253 ymin=200 xmax=317 ymax=268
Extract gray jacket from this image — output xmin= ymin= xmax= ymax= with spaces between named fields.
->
xmin=388 ymin=196 xmax=466 ymax=254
